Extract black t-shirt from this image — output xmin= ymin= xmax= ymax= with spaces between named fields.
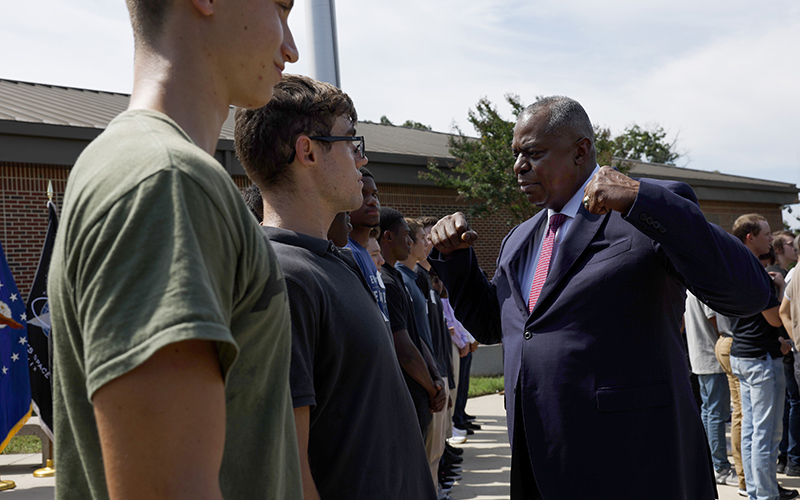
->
xmin=381 ymin=263 xmax=433 ymax=425
xmin=730 ymin=283 xmax=782 ymax=359
xmin=415 ymin=264 xmax=454 ymax=383
xmin=264 ymin=227 xmax=435 ymax=500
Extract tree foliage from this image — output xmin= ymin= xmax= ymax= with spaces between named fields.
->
xmin=421 ymin=94 xmax=537 ymax=225
xmin=423 ymin=96 xmax=681 ymax=226
xmin=379 ymin=115 xmax=432 ymax=131
xmin=612 ymin=124 xmax=680 ymax=165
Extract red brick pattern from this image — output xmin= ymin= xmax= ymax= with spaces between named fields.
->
xmin=0 ymin=162 xmax=70 ymax=298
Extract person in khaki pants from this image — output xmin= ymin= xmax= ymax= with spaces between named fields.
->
xmin=715 ymin=331 xmax=747 ymax=493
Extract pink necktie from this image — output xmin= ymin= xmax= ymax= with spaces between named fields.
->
xmin=528 ymin=213 xmax=568 ymax=313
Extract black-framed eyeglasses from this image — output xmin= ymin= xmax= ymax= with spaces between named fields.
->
xmin=287 ymin=136 xmax=366 ymax=163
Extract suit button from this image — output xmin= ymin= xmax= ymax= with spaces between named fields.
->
xmin=640 ymin=212 xmax=648 ymax=221
xmin=524 ymin=330 xmax=533 ymax=340
xmin=660 ymin=226 xmax=667 ymax=234
xmin=652 ymin=221 xmax=661 ymax=229
xmin=646 ymin=217 xmax=654 ymax=225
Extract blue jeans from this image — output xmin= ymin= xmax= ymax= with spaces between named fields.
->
xmin=731 ymin=354 xmax=786 ymax=500
xmin=698 ymin=373 xmax=733 ymax=472
xmin=779 ymin=353 xmax=800 ymax=467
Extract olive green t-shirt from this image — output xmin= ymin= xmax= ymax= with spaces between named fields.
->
xmin=49 ymin=109 xmax=302 ymax=499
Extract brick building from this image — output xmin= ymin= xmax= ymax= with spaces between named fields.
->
xmin=1 ymin=79 xmax=797 ymax=297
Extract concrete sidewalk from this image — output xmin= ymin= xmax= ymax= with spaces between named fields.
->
xmin=4 ymin=392 xmax=800 ymax=499
xmin=0 ymin=453 xmax=53 ymax=499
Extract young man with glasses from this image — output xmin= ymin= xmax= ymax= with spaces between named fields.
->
xmin=234 ymin=74 xmax=435 ymax=500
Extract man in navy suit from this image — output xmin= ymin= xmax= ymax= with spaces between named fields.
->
xmin=429 ymin=96 xmax=771 ymax=499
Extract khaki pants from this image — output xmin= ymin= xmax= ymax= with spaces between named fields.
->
xmin=426 ymin=377 xmax=450 ymax=488
xmin=715 ymin=335 xmax=746 ymax=489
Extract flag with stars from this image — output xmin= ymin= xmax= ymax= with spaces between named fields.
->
xmin=0 ymin=238 xmax=32 ymax=453
xmin=25 ymin=201 xmax=57 ymax=440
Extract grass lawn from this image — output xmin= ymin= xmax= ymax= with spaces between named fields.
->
xmin=468 ymin=375 xmax=504 ymax=398
xmin=1 ymin=435 xmax=42 ymax=454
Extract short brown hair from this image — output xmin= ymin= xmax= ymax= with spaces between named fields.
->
xmin=234 ymin=74 xmax=358 ymax=191
xmin=732 ymin=214 xmax=767 ymax=243
xmin=419 ymin=216 xmax=439 ymax=229
xmin=125 ymin=0 xmax=172 ymax=46
xmin=406 ymin=218 xmax=423 ymax=242
xmin=772 ymin=230 xmax=795 ymax=253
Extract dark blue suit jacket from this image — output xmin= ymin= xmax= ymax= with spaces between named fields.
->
xmin=431 ymin=179 xmax=770 ymax=499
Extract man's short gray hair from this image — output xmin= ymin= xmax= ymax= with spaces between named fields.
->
xmin=522 ymin=96 xmax=594 ymax=142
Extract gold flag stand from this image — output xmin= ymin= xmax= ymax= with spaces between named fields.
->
xmin=0 ymin=478 xmax=16 ymax=491
xmin=33 ymin=459 xmax=55 ymax=478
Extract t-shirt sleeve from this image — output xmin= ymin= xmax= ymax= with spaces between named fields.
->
xmin=383 ymin=274 xmax=407 ymax=333
xmin=76 ymin=170 xmax=239 ymax=400
xmin=284 ymin=278 xmax=318 ymax=409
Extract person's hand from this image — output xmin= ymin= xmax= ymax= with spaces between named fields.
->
xmin=430 ymin=380 xmax=446 ymax=413
xmin=582 ymin=166 xmax=641 ymax=215
xmin=769 ymin=271 xmax=786 ymax=290
xmin=780 ymin=336 xmax=793 ymax=355
xmin=459 ymin=345 xmax=470 ymax=357
xmin=430 ymin=212 xmax=478 ymax=255
xmin=469 ymin=342 xmax=478 ymax=353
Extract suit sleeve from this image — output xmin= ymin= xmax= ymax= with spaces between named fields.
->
xmin=428 ymin=227 xmax=518 ymax=346
xmin=623 ymin=178 xmax=770 ymax=317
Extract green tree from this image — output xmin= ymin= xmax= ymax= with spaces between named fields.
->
xmin=424 ymin=96 xmax=681 ymax=226
xmin=612 ymin=124 xmax=680 ymax=165
xmin=401 ymin=119 xmax=432 ymax=131
xmin=421 ymin=94 xmax=535 ymax=225
xmin=379 ymin=115 xmax=394 ymax=126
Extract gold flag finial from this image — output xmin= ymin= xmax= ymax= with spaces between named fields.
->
xmin=47 ymin=180 xmax=54 ymax=203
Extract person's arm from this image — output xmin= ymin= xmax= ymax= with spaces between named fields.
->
xmin=93 ymin=340 xmax=226 ymax=500
xmin=762 ymin=306 xmax=783 ymax=328
xmin=584 ymin=167 xmax=770 ymax=318
xmin=780 ymin=295 xmax=794 ymax=343
xmin=392 ymin=328 xmax=438 ymax=397
xmin=293 ymin=406 xmax=321 ymax=500
xmin=429 ymin=213 xmax=506 ymax=344
xmin=420 ymin=341 xmax=446 ymax=413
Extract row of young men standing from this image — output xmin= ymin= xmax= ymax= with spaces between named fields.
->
xmin=686 ymin=216 xmax=800 ymax=500
xmin=235 ymin=75 xmax=473 ymax=499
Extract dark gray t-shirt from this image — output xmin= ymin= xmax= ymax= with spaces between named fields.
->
xmin=264 ymin=227 xmax=436 ymax=500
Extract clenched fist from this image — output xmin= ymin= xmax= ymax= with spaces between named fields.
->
xmin=430 ymin=212 xmax=479 ymax=255
xmin=582 ymin=166 xmax=640 ymax=215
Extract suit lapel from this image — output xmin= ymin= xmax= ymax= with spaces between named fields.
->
xmin=529 ymin=207 xmax=606 ymax=317
xmin=504 ymin=211 xmax=547 ymax=314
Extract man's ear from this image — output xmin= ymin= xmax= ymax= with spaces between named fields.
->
xmin=575 ymin=137 xmax=592 ymax=165
xmin=293 ymin=136 xmax=316 ymax=166
xmin=190 ymin=0 xmax=215 ymax=17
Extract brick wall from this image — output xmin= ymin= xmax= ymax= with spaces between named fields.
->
xmin=699 ymin=199 xmax=783 ymax=234
xmin=0 ymin=162 xmax=69 ymax=298
xmin=0 ymin=163 xmax=790 ymax=296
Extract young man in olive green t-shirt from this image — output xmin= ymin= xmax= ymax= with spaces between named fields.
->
xmin=48 ymin=1 xmax=301 ymax=499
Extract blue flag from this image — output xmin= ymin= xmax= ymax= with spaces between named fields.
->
xmin=0 ymin=239 xmax=32 ymax=452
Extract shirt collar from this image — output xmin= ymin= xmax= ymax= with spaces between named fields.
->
xmin=546 ymin=164 xmax=601 ymax=221
xmin=261 ymin=226 xmax=332 ymax=256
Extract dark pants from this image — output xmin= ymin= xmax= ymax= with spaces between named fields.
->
xmin=511 ymin=388 xmax=543 ymax=500
xmin=453 ymin=351 xmax=473 ymax=426
xmin=780 ymin=352 xmax=800 ymax=466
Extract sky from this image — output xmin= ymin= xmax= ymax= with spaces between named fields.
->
xmin=3 ymin=0 xmax=800 ymax=224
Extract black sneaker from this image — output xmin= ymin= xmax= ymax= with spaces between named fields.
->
xmin=787 ymin=464 xmax=800 ymax=477
xmin=779 ymin=455 xmax=789 ymax=474
xmin=779 ymin=485 xmax=799 ymax=499
xmin=446 ymin=443 xmax=464 ymax=456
